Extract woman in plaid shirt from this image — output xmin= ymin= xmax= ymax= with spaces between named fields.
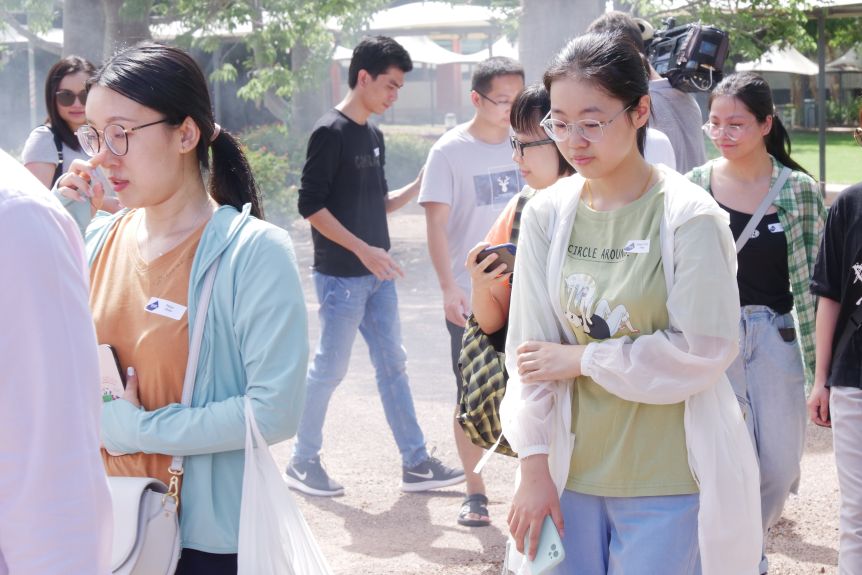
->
xmin=687 ymin=72 xmax=826 ymax=575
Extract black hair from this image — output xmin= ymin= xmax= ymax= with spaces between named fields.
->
xmin=510 ymin=83 xmax=573 ymax=178
xmin=587 ymin=11 xmax=646 ymax=56
xmin=348 ymin=36 xmax=413 ymax=89
xmin=543 ymin=31 xmax=650 ymax=155
xmin=90 ymin=43 xmax=264 ymax=218
xmin=709 ymin=72 xmax=809 ymax=175
xmin=44 ymin=55 xmax=97 ymax=151
xmin=471 ymin=56 xmax=525 ymax=94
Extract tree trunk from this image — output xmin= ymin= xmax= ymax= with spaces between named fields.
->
xmin=63 ymin=0 xmax=104 ymax=63
xmin=519 ymin=0 xmax=604 ymax=83
xmin=291 ymin=43 xmax=328 ymax=136
xmin=100 ymin=0 xmax=152 ymax=60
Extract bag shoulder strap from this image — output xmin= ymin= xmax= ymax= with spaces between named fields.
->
xmin=735 ymin=166 xmax=791 ymax=253
xmin=509 ymin=188 xmax=536 ymax=245
xmin=169 ymin=255 xmax=221 ymax=475
xmin=49 ymin=125 xmax=64 ymax=187
xmin=832 ymin=304 xmax=862 ymax=369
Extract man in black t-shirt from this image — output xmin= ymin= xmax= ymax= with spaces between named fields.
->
xmin=808 ymin=120 xmax=862 ymax=571
xmin=285 ymin=36 xmax=464 ymax=498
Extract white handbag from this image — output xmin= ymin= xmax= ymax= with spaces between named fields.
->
xmin=108 ymin=256 xmax=220 ymax=575
xmin=109 ymin=477 xmax=181 ymax=574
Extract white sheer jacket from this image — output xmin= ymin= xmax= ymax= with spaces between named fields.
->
xmin=500 ymin=165 xmax=762 ymax=575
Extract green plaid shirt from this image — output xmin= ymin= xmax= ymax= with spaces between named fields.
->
xmin=687 ymin=156 xmax=826 ymax=384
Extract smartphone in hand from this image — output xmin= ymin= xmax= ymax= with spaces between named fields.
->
xmin=525 ymin=515 xmax=565 ymax=575
xmin=476 ymin=242 xmax=516 ymax=273
xmin=98 ymin=344 xmax=125 ymax=403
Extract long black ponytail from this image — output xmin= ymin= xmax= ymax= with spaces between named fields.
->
xmin=709 ymin=72 xmax=809 ymax=175
xmin=90 ymin=43 xmax=264 ymax=218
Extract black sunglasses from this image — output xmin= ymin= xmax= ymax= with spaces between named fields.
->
xmin=56 ymin=89 xmax=88 ymax=107
xmin=510 ymin=135 xmax=554 ymax=157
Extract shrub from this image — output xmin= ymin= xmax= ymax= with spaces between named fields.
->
xmin=382 ymin=132 xmax=434 ymax=189
xmin=239 ymin=124 xmax=303 ymax=228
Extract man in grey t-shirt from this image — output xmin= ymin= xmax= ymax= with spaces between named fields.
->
xmin=419 ymin=57 xmax=524 ymax=528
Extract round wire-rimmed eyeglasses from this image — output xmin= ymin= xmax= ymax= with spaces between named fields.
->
xmin=76 ymin=119 xmax=169 ymax=157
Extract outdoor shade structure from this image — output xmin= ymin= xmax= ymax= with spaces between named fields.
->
xmin=736 ymin=44 xmax=819 ymax=75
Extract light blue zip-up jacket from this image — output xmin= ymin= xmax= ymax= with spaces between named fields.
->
xmin=87 ymin=203 xmax=308 ymax=553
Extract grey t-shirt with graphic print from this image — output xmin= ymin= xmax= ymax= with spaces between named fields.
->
xmin=419 ymin=123 xmax=522 ymax=296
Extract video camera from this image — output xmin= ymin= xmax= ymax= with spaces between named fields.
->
xmin=644 ymin=18 xmax=729 ymax=92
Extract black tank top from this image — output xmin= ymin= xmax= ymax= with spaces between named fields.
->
xmin=720 ymin=201 xmax=793 ymax=314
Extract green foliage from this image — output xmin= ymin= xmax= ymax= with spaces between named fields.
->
xmin=381 ymin=132 xmax=434 ymax=190
xmin=1 ymin=0 xmax=55 ymax=33
xmin=240 ymin=123 xmax=305 ymax=227
xmin=826 ymin=97 xmax=862 ymax=127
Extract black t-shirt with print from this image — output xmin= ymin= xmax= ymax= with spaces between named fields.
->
xmin=810 ymin=182 xmax=862 ymax=388
xmin=297 ymin=109 xmax=390 ymax=277
xmin=720 ymin=202 xmax=793 ymax=314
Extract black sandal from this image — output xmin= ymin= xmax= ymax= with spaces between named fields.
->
xmin=458 ymin=493 xmax=491 ymax=527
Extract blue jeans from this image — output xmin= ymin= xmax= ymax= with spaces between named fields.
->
xmin=551 ymin=489 xmax=700 ymax=575
xmin=725 ymin=305 xmax=806 ymax=574
xmin=292 ymin=272 xmax=428 ymax=468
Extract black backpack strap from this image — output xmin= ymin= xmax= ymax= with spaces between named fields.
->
xmin=832 ymin=305 xmax=862 ymax=372
xmin=508 ymin=188 xmax=537 ymax=245
xmin=49 ymin=126 xmax=64 ymax=187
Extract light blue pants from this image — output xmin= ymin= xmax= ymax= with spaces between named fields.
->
xmin=292 ymin=272 xmax=428 ymax=468
xmin=725 ymin=305 xmax=807 ymax=574
xmin=550 ymin=489 xmax=700 ymax=575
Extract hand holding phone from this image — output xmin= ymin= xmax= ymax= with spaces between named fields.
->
xmin=524 ymin=515 xmax=565 ymax=575
xmin=476 ymin=242 xmax=516 ymax=273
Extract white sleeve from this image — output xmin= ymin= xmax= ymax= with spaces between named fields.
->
xmin=500 ymin=198 xmax=566 ymax=458
xmin=0 ymin=160 xmax=111 ymax=575
xmin=418 ymin=144 xmax=455 ymax=206
xmin=581 ymin=213 xmax=740 ymax=404
xmin=645 ymin=127 xmax=678 ymax=172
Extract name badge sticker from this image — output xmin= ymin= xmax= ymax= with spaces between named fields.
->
xmin=767 ymin=222 xmax=784 ymax=233
xmin=623 ymin=239 xmax=650 ymax=254
xmin=144 ymin=297 xmax=187 ymax=321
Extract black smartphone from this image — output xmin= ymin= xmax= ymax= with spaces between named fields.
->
xmin=476 ymin=242 xmax=516 ymax=272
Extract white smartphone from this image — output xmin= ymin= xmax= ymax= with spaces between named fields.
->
xmin=98 ymin=344 xmax=125 ymax=403
xmin=524 ymin=515 xmax=565 ymax=575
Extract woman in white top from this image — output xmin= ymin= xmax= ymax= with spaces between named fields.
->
xmin=22 ymin=56 xmax=118 ymax=233
xmin=500 ymin=31 xmax=761 ymax=575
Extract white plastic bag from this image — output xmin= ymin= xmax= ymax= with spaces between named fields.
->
xmin=238 ymin=398 xmax=334 ymax=575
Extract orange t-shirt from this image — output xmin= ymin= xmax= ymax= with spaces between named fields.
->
xmin=484 ymin=195 xmax=518 ymax=246
xmin=90 ymin=210 xmax=204 ymax=488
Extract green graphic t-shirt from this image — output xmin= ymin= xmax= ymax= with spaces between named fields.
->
xmin=561 ymin=179 xmax=697 ymax=497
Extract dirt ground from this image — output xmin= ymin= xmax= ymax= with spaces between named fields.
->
xmin=271 ymin=202 xmax=841 ymax=575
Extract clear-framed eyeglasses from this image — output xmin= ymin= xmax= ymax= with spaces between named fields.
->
xmin=539 ymin=106 xmax=632 ymax=144
xmin=510 ymin=134 xmax=555 ymax=157
xmin=76 ymin=119 xmax=169 ymax=157
xmin=854 ymin=127 xmax=862 ymax=148
xmin=702 ymin=122 xmax=746 ymax=142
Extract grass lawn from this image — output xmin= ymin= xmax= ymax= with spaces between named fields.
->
xmin=705 ymin=130 xmax=860 ymax=185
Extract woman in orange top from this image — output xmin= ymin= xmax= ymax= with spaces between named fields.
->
xmin=466 ymin=83 xmax=574 ymax=334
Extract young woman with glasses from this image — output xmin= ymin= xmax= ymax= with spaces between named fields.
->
xmin=687 ymin=72 xmax=826 ymax=575
xmin=466 ymin=83 xmax=574 ymax=336
xmin=56 ymin=43 xmax=308 ymax=574
xmin=22 ymin=56 xmax=119 ymax=233
xmin=500 ymin=32 xmax=761 ymax=575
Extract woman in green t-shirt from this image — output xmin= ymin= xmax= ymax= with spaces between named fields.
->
xmin=500 ymin=31 xmax=762 ymax=575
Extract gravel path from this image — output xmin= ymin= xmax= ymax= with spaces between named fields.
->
xmin=272 ymin=205 xmax=841 ymax=574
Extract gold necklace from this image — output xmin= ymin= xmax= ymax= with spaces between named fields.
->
xmin=583 ymin=166 xmax=655 ymax=210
